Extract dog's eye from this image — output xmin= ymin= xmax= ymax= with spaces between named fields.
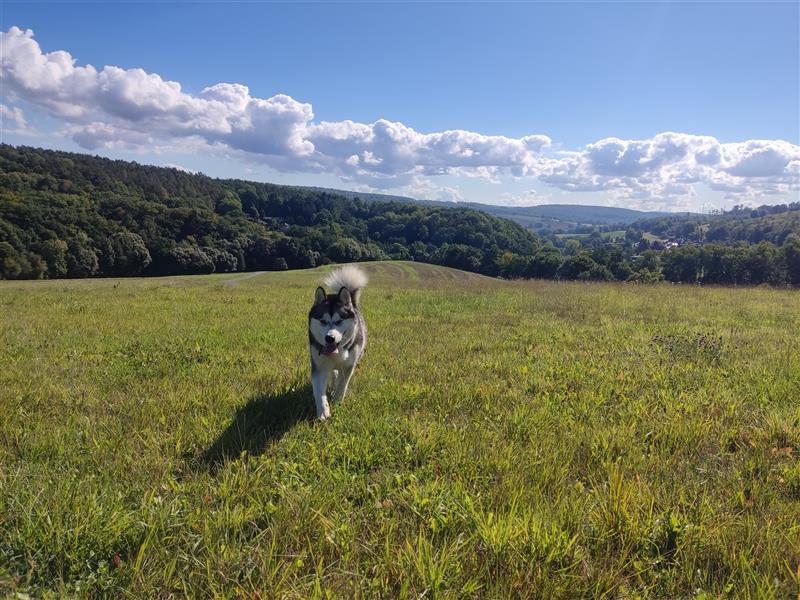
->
xmin=334 ymin=319 xmax=343 ymax=325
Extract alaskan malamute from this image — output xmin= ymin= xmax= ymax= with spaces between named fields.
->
xmin=308 ymin=265 xmax=368 ymax=420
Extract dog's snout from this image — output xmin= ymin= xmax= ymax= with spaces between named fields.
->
xmin=325 ymin=334 xmax=335 ymax=344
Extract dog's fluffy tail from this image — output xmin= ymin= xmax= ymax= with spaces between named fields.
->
xmin=324 ymin=265 xmax=368 ymax=307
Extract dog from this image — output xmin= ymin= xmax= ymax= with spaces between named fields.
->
xmin=308 ymin=265 xmax=368 ymax=420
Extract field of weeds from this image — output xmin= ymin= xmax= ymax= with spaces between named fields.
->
xmin=1 ymin=262 xmax=798 ymax=598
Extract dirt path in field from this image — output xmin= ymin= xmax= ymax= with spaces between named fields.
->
xmin=222 ymin=271 xmax=266 ymax=285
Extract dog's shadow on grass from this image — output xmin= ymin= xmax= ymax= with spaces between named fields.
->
xmin=201 ymin=382 xmax=315 ymax=469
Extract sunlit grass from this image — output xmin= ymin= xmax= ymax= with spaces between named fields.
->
xmin=1 ymin=262 xmax=798 ymax=597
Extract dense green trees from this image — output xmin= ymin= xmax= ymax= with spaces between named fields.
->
xmin=0 ymin=145 xmax=540 ymax=280
xmin=1 ymin=145 xmax=798 ymax=286
xmin=104 ymin=231 xmax=152 ymax=276
xmin=661 ymin=241 xmax=800 ymax=285
xmin=782 ymin=234 xmax=800 ymax=285
xmin=628 ymin=203 xmax=800 ymax=246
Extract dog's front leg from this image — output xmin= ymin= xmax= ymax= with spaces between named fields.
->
xmin=312 ymin=368 xmax=331 ymax=420
xmin=330 ymin=369 xmax=339 ymax=391
xmin=332 ymin=364 xmax=355 ymax=404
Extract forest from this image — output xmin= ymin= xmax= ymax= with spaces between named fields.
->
xmin=1 ymin=145 xmax=798 ymax=285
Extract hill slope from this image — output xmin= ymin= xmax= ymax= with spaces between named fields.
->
xmin=1 ymin=265 xmax=798 ymax=597
xmin=2 ymin=144 xmax=798 ymax=286
xmin=0 ymin=144 xmax=540 ymax=280
xmin=628 ymin=203 xmax=800 ymax=245
xmin=305 ymin=185 xmax=679 ymax=229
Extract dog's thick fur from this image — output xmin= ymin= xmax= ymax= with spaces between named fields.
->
xmin=308 ymin=266 xmax=368 ymax=420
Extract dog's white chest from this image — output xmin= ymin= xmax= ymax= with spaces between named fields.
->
xmin=312 ymin=346 xmax=355 ymax=369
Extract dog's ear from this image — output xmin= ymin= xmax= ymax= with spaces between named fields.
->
xmin=314 ymin=286 xmax=326 ymax=305
xmin=338 ymin=286 xmax=352 ymax=307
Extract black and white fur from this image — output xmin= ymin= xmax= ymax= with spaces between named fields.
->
xmin=308 ymin=266 xmax=368 ymax=420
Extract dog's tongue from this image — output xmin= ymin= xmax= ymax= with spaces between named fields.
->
xmin=324 ymin=343 xmax=339 ymax=355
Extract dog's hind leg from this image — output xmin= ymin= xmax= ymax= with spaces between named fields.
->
xmin=312 ymin=368 xmax=331 ymax=420
xmin=332 ymin=364 xmax=355 ymax=404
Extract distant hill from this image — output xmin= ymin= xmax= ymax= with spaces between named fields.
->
xmin=628 ymin=203 xmax=800 ymax=245
xmin=300 ymin=186 xmax=418 ymax=205
xmin=2 ymin=144 xmax=797 ymax=285
xmin=299 ymin=185 xmax=685 ymax=230
xmin=457 ymin=203 xmax=684 ymax=228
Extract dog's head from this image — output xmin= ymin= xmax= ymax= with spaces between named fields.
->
xmin=309 ymin=286 xmax=356 ymax=356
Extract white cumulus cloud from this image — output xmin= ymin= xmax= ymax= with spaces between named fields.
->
xmin=0 ymin=26 xmax=551 ymax=187
xmin=1 ymin=103 xmax=28 ymax=128
xmin=1 ymin=26 xmax=798 ymax=207
xmin=535 ymin=133 xmax=800 ymax=203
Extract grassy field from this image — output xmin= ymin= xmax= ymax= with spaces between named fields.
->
xmin=555 ymin=230 xmax=626 ymax=241
xmin=642 ymin=232 xmax=665 ymax=244
xmin=1 ymin=262 xmax=798 ymax=598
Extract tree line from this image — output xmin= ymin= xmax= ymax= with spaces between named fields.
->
xmin=1 ymin=144 xmax=798 ymax=286
xmin=0 ymin=145 xmax=540 ymax=279
xmin=496 ymin=240 xmax=800 ymax=285
xmin=626 ymin=203 xmax=800 ymax=246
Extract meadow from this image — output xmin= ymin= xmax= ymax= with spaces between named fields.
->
xmin=554 ymin=230 xmax=627 ymax=241
xmin=0 ymin=262 xmax=798 ymax=598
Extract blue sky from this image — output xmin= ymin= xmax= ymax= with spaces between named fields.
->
xmin=1 ymin=2 xmax=798 ymax=211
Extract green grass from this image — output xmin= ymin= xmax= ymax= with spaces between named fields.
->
xmin=1 ymin=262 xmax=799 ymax=598
xmin=642 ymin=232 xmax=664 ymax=244
xmin=555 ymin=230 xmax=626 ymax=241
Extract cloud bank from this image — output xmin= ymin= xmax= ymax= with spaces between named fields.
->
xmin=2 ymin=26 xmax=798 ymax=206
